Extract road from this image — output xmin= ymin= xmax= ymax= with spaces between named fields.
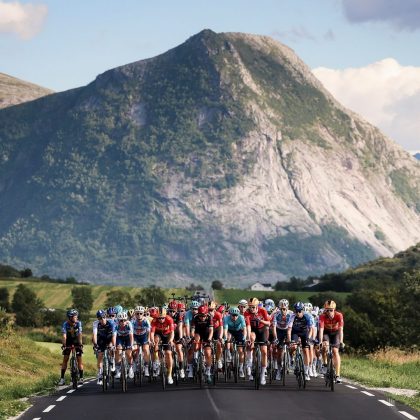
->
xmin=20 ymin=376 xmax=418 ymax=420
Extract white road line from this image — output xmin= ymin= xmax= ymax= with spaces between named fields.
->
xmin=399 ymin=411 xmax=418 ymax=420
xmin=32 ymin=418 xmax=42 ymax=420
xmin=43 ymin=405 xmax=55 ymax=413
xmin=346 ymin=385 xmax=357 ymax=389
xmin=67 ymin=389 xmax=76 ymax=394
xmin=361 ymin=391 xmax=375 ymax=396
xmin=205 ymin=388 xmax=221 ymax=419
xmin=56 ymin=395 xmax=67 ymax=402
xmin=378 ymin=399 xmax=394 ymax=407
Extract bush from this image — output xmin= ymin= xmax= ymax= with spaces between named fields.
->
xmin=211 ymin=280 xmax=223 ymax=290
xmin=135 ymin=286 xmax=167 ymax=307
xmin=11 ymin=284 xmax=44 ymax=327
xmin=0 ymin=287 xmax=10 ymax=312
xmin=71 ymin=286 xmax=93 ymax=320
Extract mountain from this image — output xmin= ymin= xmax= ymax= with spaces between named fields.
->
xmin=0 ymin=30 xmax=419 ymax=286
xmin=414 ymin=153 xmax=420 ymax=161
xmin=0 ymin=73 xmax=53 ymax=109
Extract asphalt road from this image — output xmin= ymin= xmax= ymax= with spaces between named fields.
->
xmin=20 ymin=375 xmax=419 ymax=420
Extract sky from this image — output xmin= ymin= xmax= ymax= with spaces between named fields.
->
xmin=1 ymin=0 xmax=419 ymax=151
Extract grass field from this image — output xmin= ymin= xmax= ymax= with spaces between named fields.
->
xmin=342 ymin=350 xmax=420 ymax=411
xmin=213 ymin=289 xmax=348 ymax=305
xmin=0 ymin=278 xmax=189 ymax=312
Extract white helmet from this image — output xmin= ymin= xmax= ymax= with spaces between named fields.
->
xmin=264 ymin=299 xmax=275 ymax=307
xmin=312 ymin=306 xmax=320 ymax=316
xmin=117 ymin=311 xmax=128 ymax=321
xmin=305 ymin=302 xmax=313 ymax=310
xmin=278 ymin=299 xmax=289 ymax=308
xmin=303 ymin=303 xmax=311 ymax=313
xmin=238 ymin=299 xmax=248 ymax=306
xmin=135 ymin=306 xmax=145 ymax=313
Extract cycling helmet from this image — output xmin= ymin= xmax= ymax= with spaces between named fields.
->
xmin=158 ymin=307 xmax=167 ymax=317
xmin=305 ymin=302 xmax=313 ymax=310
xmin=229 ymin=307 xmax=240 ymax=316
xmin=264 ymin=299 xmax=275 ymax=307
xmin=293 ymin=302 xmax=305 ymax=312
xmin=303 ymin=303 xmax=311 ymax=313
xmin=248 ymin=298 xmax=259 ymax=306
xmin=190 ymin=301 xmax=200 ymax=309
xmin=168 ymin=301 xmax=178 ymax=310
xmin=208 ymin=301 xmax=217 ymax=310
xmin=96 ymin=309 xmax=106 ymax=319
xmin=107 ymin=307 xmax=117 ymax=316
xmin=177 ymin=302 xmax=186 ymax=311
xmin=114 ymin=305 xmax=123 ymax=314
xmin=217 ymin=305 xmax=225 ymax=314
xmin=278 ymin=299 xmax=289 ymax=308
xmin=117 ymin=311 xmax=128 ymax=321
xmin=198 ymin=305 xmax=208 ymax=315
xmin=67 ymin=309 xmax=78 ymax=318
xmin=134 ymin=306 xmax=145 ymax=313
xmin=312 ymin=306 xmax=320 ymax=316
xmin=324 ymin=300 xmax=336 ymax=310
xmin=149 ymin=307 xmax=159 ymax=318
xmin=238 ymin=299 xmax=248 ymax=306
xmin=127 ymin=309 xmax=135 ymax=318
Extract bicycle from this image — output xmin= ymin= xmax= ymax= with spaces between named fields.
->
xmin=101 ymin=347 xmax=114 ymax=392
xmin=133 ymin=345 xmax=144 ymax=388
xmin=65 ymin=345 xmax=80 ymax=389
xmin=117 ymin=346 xmax=128 ymax=393
xmin=267 ymin=342 xmax=275 ymax=385
xmin=324 ymin=343 xmax=336 ymax=392
xmin=280 ymin=342 xmax=291 ymax=386
xmin=292 ymin=341 xmax=306 ymax=389
xmin=157 ymin=343 xmax=170 ymax=391
xmin=252 ymin=341 xmax=265 ymax=390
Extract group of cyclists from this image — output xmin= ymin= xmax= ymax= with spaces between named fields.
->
xmin=59 ymin=295 xmax=344 ymax=388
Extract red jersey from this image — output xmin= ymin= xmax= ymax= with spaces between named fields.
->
xmin=319 ymin=312 xmax=344 ymax=333
xmin=211 ymin=311 xmax=223 ymax=329
xmin=244 ymin=307 xmax=270 ymax=330
xmin=151 ymin=315 xmax=174 ymax=335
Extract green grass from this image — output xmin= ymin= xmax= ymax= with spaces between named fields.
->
xmin=0 ymin=278 xmax=188 ymax=313
xmin=0 ymin=331 xmax=96 ymax=420
xmin=214 ymin=289 xmax=347 ymax=305
xmin=343 ymin=354 xmax=420 ymax=411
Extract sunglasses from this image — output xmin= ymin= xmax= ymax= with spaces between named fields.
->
xmin=135 ymin=312 xmax=144 ymax=315
xmin=238 ymin=305 xmax=246 ymax=309
xmin=191 ymin=309 xmax=198 ymax=311
xmin=295 ymin=310 xmax=303 ymax=313
xmin=325 ymin=309 xmax=334 ymax=312
xmin=281 ymin=308 xmax=287 ymax=311
xmin=231 ymin=314 xmax=238 ymax=317
xmin=179 ymin=310 xmax=185 ymax=312
xmin=158 ymin=317 xmax=166 ymax=320
xmin=249 ymin=306 xmax=257 ymax=309
xmin=168 ymin=310 xmax=176 ymax=313
xmin=97 ymin=316 xmax=105 ymax=320
xmin=198 ymin=314 xmax=207 ymax=317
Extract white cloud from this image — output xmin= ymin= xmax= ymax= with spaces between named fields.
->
xmin=0 ymin=1 xmax=48 ymax=40
xmin=313 ymin=58 xmax=420 ymax=150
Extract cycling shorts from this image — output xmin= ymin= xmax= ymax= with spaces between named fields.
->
xmin=252 ymin=328 xmax=266 ymax=344
xmin=62 ymin=341 xmax=83 ymax=356
xmin=229 ymin=330 xmax=245 ymax=345
xmin=291 ymin=332 xmax=309 ymax=349
xmin=116 ymin=335 xmax=132 ymax=349
xmin=323 ymin=331 xmax=340 ymax=348
xmin=155 ymin=331 xmax=171 ymax=345
xmin=213 ymin=329 xmax=221 ymax=340
xmin=134 ymin=334 xmax=148 ymax=346
xmin=97 ymin=336 xmax=113 ymax=352
xmin=275 ymin=329 xmax=287 ymax=345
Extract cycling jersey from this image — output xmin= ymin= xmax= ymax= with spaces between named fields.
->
xmin=191 ymin=314 xmax=213 ymax=340
xmin=223 ymin=314 xmax=246 ymax=332
xmin=182 ymin=309 xmax=196 ymax=326
xmin=273 ymin=312 xmax=292 ymax=330
xmin=115 ymin=321 xmax=133 ymax=337
xmin=319 ymin=312 xmax=344 ymax=333
xmin=62 ymin=320 xmax=82 ymax=339
xmin=132 ymin=318 xmax=151 ymax=336
xmin=151 ymin=316 xmax=174 ymax=336
xmin=287 ymin=313 xmax=314 ymax=333
xmin=93 ymin=319 xmax=115 ymax=338
xmin=244 ymin=307 xmax=270 ymax=331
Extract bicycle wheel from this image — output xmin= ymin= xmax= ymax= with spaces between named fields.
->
xmin=160 ymin=350 xmax=167 ymax=391
xmin=281 ymin=350 xmax=287 ymax=386
xmin=173 ymin=350 xmax=179 ymax=386
xmin=136 ymin=350 xmax=143 ymax=387
xmin=71 ymin=353 xmax=78 ymax=389
xmin=254 ymin=346 xmax=261 ymax=390
xmin=197 ymin=351 xmax=203 ymax=388
xmin=121 ymin=357 xmax=127 ymax=393
xmin=296 ymin=352 xmax=305 ymax=389
xmin=268 ymin=348 xmax=274 ymax=385
xmin=328 ymin=355 xmax=335 ymax=392
xmin=223 ymin=346 xmax=229 ymax=383
xmin=233 ymin=348 xmax=239 ymax=383
xmin=102 ymin=352 xmax=108 ymax=392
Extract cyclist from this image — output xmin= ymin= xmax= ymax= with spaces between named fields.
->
xmin=92 ymin=309 xmax=116 ymax=385
xmin=59 ymin=309 xmax=84 ymax=386
xmin=107 ymin=307 xmax=118 ymax=327
xmin=208 ymin=301 xmax=224 ymax=369
xmin=114 ymin=311 xmax=134 ymax=380
xmin=223 ymin=306 xmax=247 ymax=378
xmin=190 ymin=304 xmax=214 ymax=383
xmin=287 ymin=302 xmax=315 ymax=381
xmin=168 ymin=300 xmax=185 ymax=379
xmin=184 ymin=300 xmax=200 ymax=378
xmin=318 ymin=300 xmax=344 ymax=383
xmin=264 ymin=299 xmax=278 ymax=371
xmin=244 ymin=298 xmax=270 ymax=385
xmin=304 ymin=302 xmax=317 ymax=377
xmin=131 ymin=305 xmax=151 ymax=377
xmin=150 ymin=307 xmax=175 ymax=385
xmin=127 ymin=308 xmax=135 ymax=321
xmin=273 ymin=299 xmax=292 ymax=380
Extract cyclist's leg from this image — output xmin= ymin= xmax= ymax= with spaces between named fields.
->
xmin=330 ymin=333 xmax=341 ymax=378
xmin=321 ymin=334 xmax=330 ymax=373
xmin=246 ymin=331 xmax=256 ymax=378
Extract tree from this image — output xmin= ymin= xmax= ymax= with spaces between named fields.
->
xmin=0 ymin=288 xmax=10 ymax=312
xmin=135 ymin=286 xmax=167 ymax=307
xmin=71 ymin=286 xmax=93 ymax=320
xmin=12 ymin=284 xmax=44 ymax=327
xmin=20 ymin=268 xmax=33 ymax=278
xmin=104 ymin=290 xmax=136 ymax=309
xmin=211 ymin=280 xmax=223 ymax=290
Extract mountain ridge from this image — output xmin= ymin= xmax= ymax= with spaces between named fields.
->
xmin=0 ymin=30 xmax=419 ymax=285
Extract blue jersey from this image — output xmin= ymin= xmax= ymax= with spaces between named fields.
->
xmin=183 ymin=310 xmax=194 ymax=326
xmin=62 ymin=320 xmax=82 ymax=339
xmin=131 ymin=318 xmax=150 ymax=336
xmin=115 ymin=321 xmax=133 ymax=337
xmin=274 ymin=312 xmax=292 ymax=330
xmin=287 ymin=313 xmax=314 ymax=334
xmin=93 ymin=320 xmax=115 ymax=338
xmin=223 ymin=314 xmax=246 ymax=332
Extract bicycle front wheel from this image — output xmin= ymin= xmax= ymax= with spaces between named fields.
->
xmin=254 ymin=347 xmax=261 ymax=390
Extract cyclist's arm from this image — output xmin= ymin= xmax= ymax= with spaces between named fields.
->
xmin=62 ymin=333 xmax=67 ymax=347
xmin=129 ymin=332 xmax=134 ymax=348
xmin=207 ymin=326 xmax=213 ymax=342
xmin=177 ymin=322 xmax=183 ymax=339
xmin=78 ymin=332 xmax=83 ymax=346
xmin=286 ymin=327 xmax=292 ymax=342
xmin=318 ymin=326 xmax=324 ymax=343
xmin=338 ymin=326 xmax=343 ymax=344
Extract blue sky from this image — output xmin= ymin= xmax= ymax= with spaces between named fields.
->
xmin=1 ymin=0 xmax=419 ymax=150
